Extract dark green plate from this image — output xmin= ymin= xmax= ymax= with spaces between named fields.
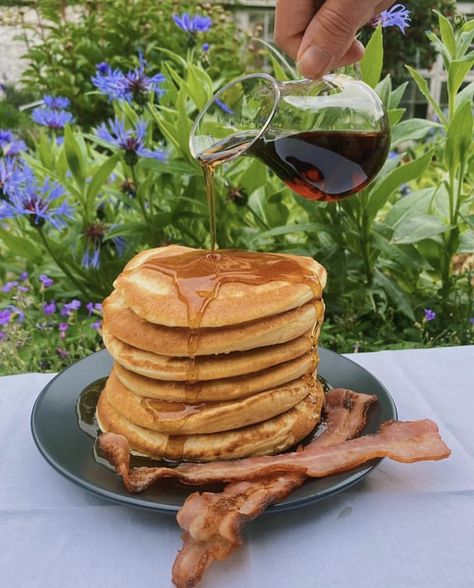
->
xmin=31 ymin=348 xmax=396 ymax=513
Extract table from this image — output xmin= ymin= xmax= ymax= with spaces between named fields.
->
xmin=1 ymin=346 xmax=473 ymax=588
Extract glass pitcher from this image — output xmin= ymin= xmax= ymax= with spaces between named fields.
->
xmin=189 ymin=73 xmax=389 ymax=202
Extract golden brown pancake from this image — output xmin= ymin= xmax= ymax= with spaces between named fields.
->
xmin=103 ymin=290 xmax=324 ymax=356
xmin=96 ymin=378 xmax=325 ymax=461
xmin=114 ymin=352 xmax=318 ymax=401
xmin=114 ymin=245 xmax=327 ymax=328
xmin=104 ymin=369 xmax=313 ymax=434
xmin=103 ymin=325 xmax=315 ymax=381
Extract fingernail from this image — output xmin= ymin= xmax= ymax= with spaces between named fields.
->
xmin=297 ymin=45 xmax=333 ymax=79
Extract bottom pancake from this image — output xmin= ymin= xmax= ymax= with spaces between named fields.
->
xmin=96 ymin=378 xmax=325 ymax=462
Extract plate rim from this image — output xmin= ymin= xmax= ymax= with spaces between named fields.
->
xmin=31 ymin=348 xmax=397 ymax=514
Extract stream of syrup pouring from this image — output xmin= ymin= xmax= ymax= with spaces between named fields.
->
xmin=139 ymin=145 xmax=323 ymax=370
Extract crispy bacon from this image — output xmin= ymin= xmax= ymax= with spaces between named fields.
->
xmin=99 ymin=417 xmax=451 ymax=492
xmin=171 ymin=389 xmax=376 ymax=588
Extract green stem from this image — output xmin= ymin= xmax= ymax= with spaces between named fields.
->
xmin=38 ymin=228 xmax=90 ymax=299
xmin=130 ymin=164 xmax=151 ymax=229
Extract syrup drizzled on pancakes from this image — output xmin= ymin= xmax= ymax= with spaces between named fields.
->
xmin=141 ymin=249 xmax=322 ymax=330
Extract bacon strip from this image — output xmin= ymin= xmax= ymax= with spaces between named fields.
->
xmin=171 ymin=389 xmax=376 ymax=588
xmin=100 ymin=417 xmax=450 ymax=492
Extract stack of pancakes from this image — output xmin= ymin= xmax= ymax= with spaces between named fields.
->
xmin=97 ymin=245 xmax=327 ymax=462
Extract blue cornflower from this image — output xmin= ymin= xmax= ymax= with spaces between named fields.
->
xmin=43 ymin=95 xmax=71 ymax=110
xmin=0 ymin=309 xmax=12 ymax=324
xmin=39 ymin=274 xmax=54 ymax=288
xmin=43 ymin=301 xmax=56 ymax=315
xmin=1 ymin=177 xmax=72 ymax=230
xmin=91 ymin=319 xmax=102 ymax=331
xmin=202 ymin=43 xmax=210 ymax=53
xmin=0 ymin=130 xmax=13 ymax=145
xmin=424 ymin=308 xmax=436 ymax=321
xmin=372 ymin=4 xmax=411 ymax=33
xmin=0 ymin=159 xmax=35 ymax=202
xmin=0 ymin=130 xmax=26 ymax=157
xmin=96 ymin=62 xmax=111 ymax=75
xmin=92 ymin=53 xmax=165 ymax=105
xmin=60 ymin=299 xmax=81 ymax=316
xmin=19 ymin=271 xmax=29 ymax=281
xmin=81 ymin=222 xmax=126 ymax=269
xmin=1 ymin=281 xmax=18 ymax=293
xmin=173 ymin=13 xmax=212 ymax=33
xmin=96 ymin=118 xmax=166 ymax=166
xmin=32 ymin=107 xmax=75 ymax=130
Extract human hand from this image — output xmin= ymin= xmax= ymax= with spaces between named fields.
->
xmin=274 ymin=0 xmax=395 ymax=78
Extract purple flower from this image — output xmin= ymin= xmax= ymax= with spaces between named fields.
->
xmin=39 ymin=274 xmax=54 ymax=288
xmin=3 ymin=139 xmax=27 ymax=157
xmin=173 ymin=13 xmax=212 ymax=33
xmin=19 ymin=271 xmax=29 ymax=281
xmin=96 ymin=62 xmax=111 ymax=75
xmin=0 ymin=158 xmax=32 ymax=200
xmin=86 ymin=301 xmax=103 ymax=316
xmin=43 ymin=301 xmax=56 ymax=315
xmin=96 ymin=118 xmax=167 ymax=166
xmin=372 ymin=4 xmax=411 ymax=33
xmin=32 ymin=107 xmax=75 ymax=130
xmin=10 ymin=305 xmax=24 ymax=322
xmin=215 ymin=98 xmax=234 ymax=115
xmin=59 ymin=322 xmax=69 ymax=338
xmin=91 ymin=319 xmax=102 ymax=331
xmin=92 ymin=53 xmax=165 ymax=104
xmin=0 ymin=309 xmax=12 ymax=325
xmin=0 ymin=129 xmax=13 ymax=145
xmin=1 ymin=177 xmax=72 ymax=230
xmin=470 ymin=318 xmax=474 ymax=325
xmin=424 ymin=308 xmax=436 ymax=321
xmin=81 ymin=222 xmax=126 ymax=269
xmin=202 ymin=43 xmax=210 ymax=53
xmin=60 ymin=299 xmax=81 ymax=316
xmin=0 ymin=331 xmax=5 ymax=341
xmin=43 ymin=95 xmax=71 ymax=110
xmin=56 ymin=347 xmax=69 ymax=359
xmin=1 ymin=281 xmax=18 ymax=293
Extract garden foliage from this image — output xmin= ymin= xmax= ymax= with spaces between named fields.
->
xmin=0 ymin=4 xmax=473 ymax=374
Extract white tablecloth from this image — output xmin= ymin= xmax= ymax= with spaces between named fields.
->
xmin=1 ymin=346 xmax=473 ymax=588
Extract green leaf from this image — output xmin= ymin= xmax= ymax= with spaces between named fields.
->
xmin=391 ymin=119 xmax=441 ymax=148
xmin=360 ymin=26 xmax=383 ymax=88
xmin=252 ymin=222 xmax=335 ymax=242
xmin=405 ymin=66 xmax=447 ymax=126
xmin=458 ymin=229 xmax=474 ymax=253
xmin=435 ymin=11 xmax=456 ymax=57
xmin=367 ymin=149 xmax=433 ymax=221
xmin=140 ymin=157 xmax=199 ymax=176
xmin=373 ymin=232 xmax=431 ymax=271
xmin=446 ymin=101 xmax=473 ymax=171
xmin=389 ymin=81 xmax=408 ymax=109
xmin=103 ymin=222 xmax=147 ymax=241
xmin=448 ymin=58 xmax=474 ymax=102
xmin=86 ymin=153 xmax=120 ymax=215
xmin=392 ymin=215 xmax=453 ymax=244
xmin=374 ymin=269 xmax=414 ymax=320
xmin=0 ymin=229 xmax=42 ymax=262
xmin=384 ymin=188 xmax=435 ymax=228
xmin=455 ymin=81 xmax=474 ymax=110
xmin=64 ymin=125 xmax=86 ymax=189
xmin=388 ymin=108 xmax=405 ymax=126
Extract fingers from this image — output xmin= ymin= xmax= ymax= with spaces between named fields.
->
xmin=296 ymin=0 xmax=376 ymax=78
xmin=274 ymin=0 xmax=325 ymax=60
xmin=275 ymin=0 xmax=396 ymax=79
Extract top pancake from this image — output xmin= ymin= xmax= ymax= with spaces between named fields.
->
xmin=113 ymin=245 xmax=327 ymax=327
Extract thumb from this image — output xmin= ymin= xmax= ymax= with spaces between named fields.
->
xmin=296 ymin=0 xmax=373 ymax=78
